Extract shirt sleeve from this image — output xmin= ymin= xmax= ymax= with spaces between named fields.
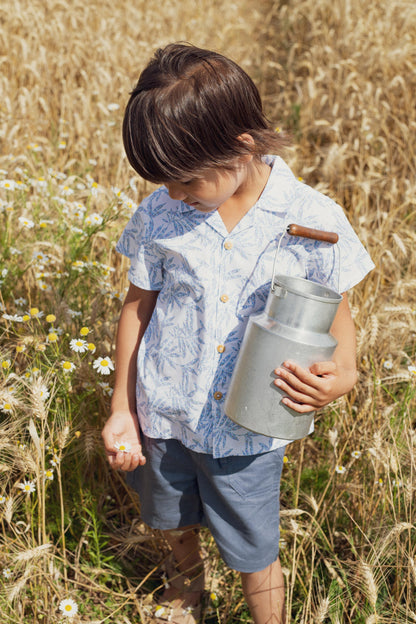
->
xmin=115 ymin=195 xmax=164 ymax=291
xmin=295 ymin=188 xmax=375 ymax=293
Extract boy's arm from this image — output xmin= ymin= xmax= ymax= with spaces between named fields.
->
xmin=101 ymin=283 xmax=158 ymax=470
xmin=272 ymin=293 xmax=358 ymax=413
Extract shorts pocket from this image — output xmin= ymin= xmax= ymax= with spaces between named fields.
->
xmin=224 ymin=448 xmax=285 ymax=500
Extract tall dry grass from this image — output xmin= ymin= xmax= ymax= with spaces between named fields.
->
xmin=0 ymin=0 xmax=415 ymax=622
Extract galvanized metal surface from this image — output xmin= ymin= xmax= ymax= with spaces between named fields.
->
xmin=225 ymin=275 xmax=342 ymax=440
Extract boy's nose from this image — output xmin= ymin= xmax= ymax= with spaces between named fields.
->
xmin=166 ymin=182 xmax=187 ymax=201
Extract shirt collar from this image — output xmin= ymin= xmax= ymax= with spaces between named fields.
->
xmin=160 ymin=155 xmax=297 ymax=218
xmin=256 ymin=155 xmax=297 ymax=215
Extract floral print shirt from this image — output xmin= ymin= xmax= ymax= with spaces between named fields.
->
xmin=116 ymin=156 xmax=374 ymax=457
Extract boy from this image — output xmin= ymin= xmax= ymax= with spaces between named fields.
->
xmin=102 ymin=43 xmax=374 ymax=623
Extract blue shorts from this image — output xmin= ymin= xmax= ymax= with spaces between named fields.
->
xmin=126 ymin=436 xmax=285 ymax=573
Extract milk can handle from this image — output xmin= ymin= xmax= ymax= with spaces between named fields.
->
xmin=286 ymin=224 xmax=339 ymax=244
xmin=271 ymin=223 xmax=340 ymax=292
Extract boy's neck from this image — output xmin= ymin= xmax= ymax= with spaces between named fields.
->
xmin=218 ymin=160 xmax=271 ymax=233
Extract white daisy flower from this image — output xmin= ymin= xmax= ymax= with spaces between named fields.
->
xmin=114 ymin=441 xmax=132 ymax=453
xmin=0 ymin=495 xmax=6 ymax=504
xmin=85 ymin=212 xmax=103 ymax=226
xmin=154 ymin=606 xmax=166 ymax=618
xmin=2 ymin=314 xmax=23 ymax=322
xmin=70 ymin=226 xmax=84 ymax=235
xmin=0 ymin=179 xmax=16 ymax=190
xmin=382 ymin=359 xmax=393 ymax=370
xmin=18 ymin=216 xmax=35 ymax=229
xmin=59 ymin=185 xmax=74 ymax=197
xmin=44 ymin=469 xmax=54 ymax=481
xmin=69 ymin=338 xmax=88 ymax=353
xmin=32 ymin=251 xmax=49 ymax=263
xmin=27 ymin=143 xmax=43 ymax=152
xmin=335 ymin=465 xmax=346 ymax=474
xmin=38 ymin=385 xmax=50 ymax=401
xmin=93 ymin=356 xmax=114 ymax=375
xmin=61 ymin=361 xmax=76 ymax=373
xmin=17 ymin=480 xmax=36 ymax=494
xmin=1 ymin=401 xmax=13 ymax=413
xmin=34 ymin=177 xmax=48 ymax=190
xmin=2 ymin=568 xmax=12 ymax=579
xmin=71 ymin=260 xmax=85 ymax=271
xmin=351 ymin=450 xmax=362 ymax=459
xmin=98 ymin=381 xmax=113 ymax=396
xmin=107 ymin=102 xmax=120 ymax=111
xmin=59 ymin=598 xmax=78 ymax=617
xmin=408 ymin=365 xmax=416 ymax=376
xmin=14 ymin=297 xmax=27 ymax=306
xmin=68 ymin=309 xmax=82 ymax=318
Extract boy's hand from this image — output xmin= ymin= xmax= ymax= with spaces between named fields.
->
xmin=273 ymin=360 xmax=353 ymax=413
xmin=101 ymin=410 xmax=146 ymax=471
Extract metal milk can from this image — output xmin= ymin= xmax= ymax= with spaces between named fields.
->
xmin=224 ymin=224 xmax=342 ymax=440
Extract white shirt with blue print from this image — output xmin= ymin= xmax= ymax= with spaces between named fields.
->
xmin=116 ymin=155 xmax=374 ymax=458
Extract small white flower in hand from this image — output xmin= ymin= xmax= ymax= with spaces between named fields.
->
xmin=114 ymin=441 xmax=132 ymax=453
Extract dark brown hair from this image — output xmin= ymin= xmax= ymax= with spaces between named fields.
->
xmin=122 ymin=43 xmax=284 ymax=183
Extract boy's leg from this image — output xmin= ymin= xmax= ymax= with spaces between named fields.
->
xmin=241 ymin=557 xmax=286 ymax=624
xmin=161 ymin=524 xmax=204 ymax=607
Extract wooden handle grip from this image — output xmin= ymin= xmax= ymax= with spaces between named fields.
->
xmin=287 ymin=223 xmax=339 ymax=244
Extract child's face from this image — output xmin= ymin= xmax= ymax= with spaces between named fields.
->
xmin=164 ymin=162 xmax=249 ymax=213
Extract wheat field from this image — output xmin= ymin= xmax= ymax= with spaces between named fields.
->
xmin=0 ymin=0 xmax=415 ymax=622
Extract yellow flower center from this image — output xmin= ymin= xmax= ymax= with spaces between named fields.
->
xmin=80 ymin=327 xmax=89 ymax=336
xmin=3 ymin=403 xmax=11 ymax=410
xmin=62 ymin=362 xmax=72 ymax=370
xmin=30 ymin=307 xmax=39 ymax=316
xmin=87 ymin=343 xmax=96 ymax=351
xmin=48 ymin=333 xmax=58 ymax=342
xmin=22 ymin=315 xmax=30 ymax=322
xmin=1 ymin=361 xmax=10 ymax=369
xmin=46 ymin=314 xmax=56 ymax=323
xmin=101 ymin=360 xmax=108 ymax=367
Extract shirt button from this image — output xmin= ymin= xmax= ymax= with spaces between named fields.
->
xmin=220 ymin=294 xmax=229 ymax=303
xmin=217 ymin=344 xmax=226 ymax=353
xmin=214 ymin=391 xmax=223 ymax=400
xmin=224 ymin=240 xmax=233 ymax=250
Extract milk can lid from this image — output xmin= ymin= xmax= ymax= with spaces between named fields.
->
xmin=272 ymin=274 xmax=342 ymax=303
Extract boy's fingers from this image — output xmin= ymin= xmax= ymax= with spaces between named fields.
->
xmin=275 ymin=361 xmax=335 ymax=391
xmin=275 ymin=379 xmax=320 ymax=406
xmin=309 ymin=361 xmax=337 ymax=376
xmin=107 ymin=449 xmax=146 ymax=471
xmin=274 ymin=367 xmax=320 ymax=397
xmin=281 ymin=396 xmax=316 ymax=413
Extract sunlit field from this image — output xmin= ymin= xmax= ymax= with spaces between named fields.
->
xmin=1 ymin=0 xmax=415 ymax=622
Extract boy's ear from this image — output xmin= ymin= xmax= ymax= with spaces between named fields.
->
xmin=237 ymin=133 xmax=255 ymax=163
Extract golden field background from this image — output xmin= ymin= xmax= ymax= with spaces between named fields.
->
xmin=0 ymin=0 xmax=415 ymax=622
